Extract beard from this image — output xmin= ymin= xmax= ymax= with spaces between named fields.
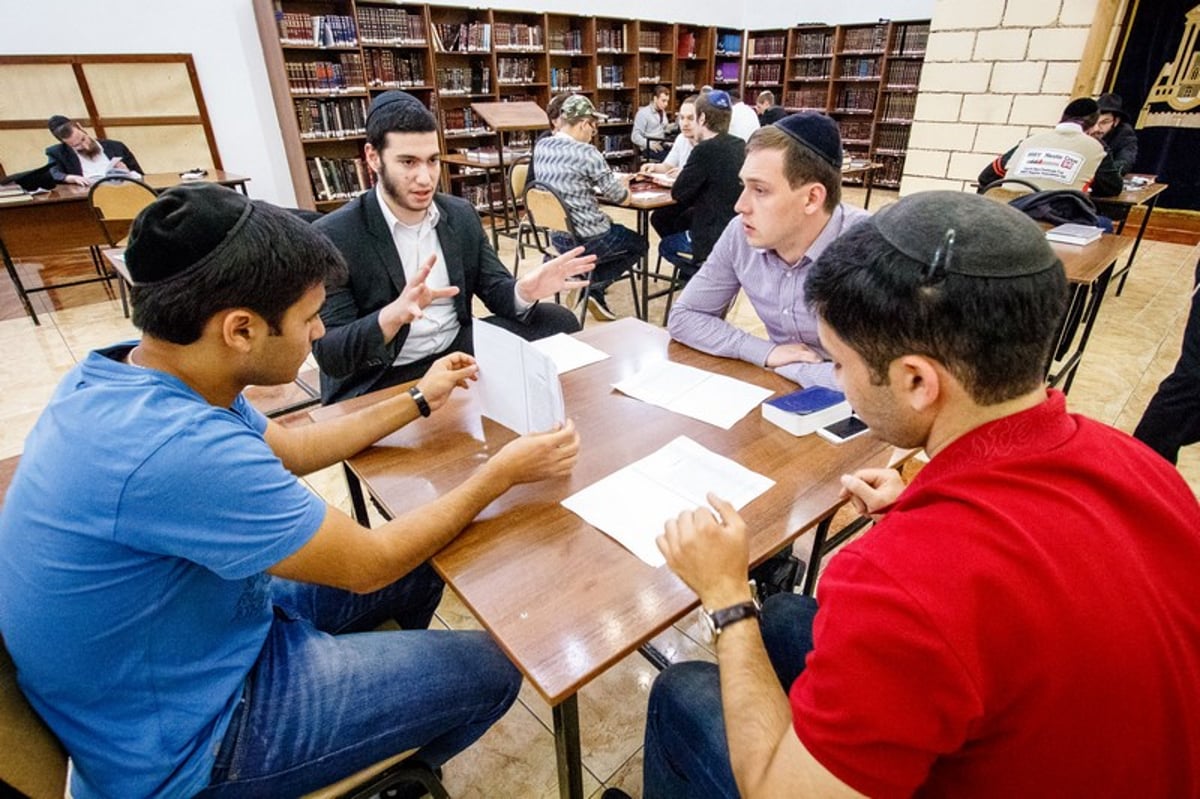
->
xmin=378 ymin=162 xmax=431 ymax=214
xmin=78 ymin=138 xmax=102 ymax=158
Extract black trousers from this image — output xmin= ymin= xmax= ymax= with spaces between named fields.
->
xmin=1133 ymin=258 xmax=1200 ymax=464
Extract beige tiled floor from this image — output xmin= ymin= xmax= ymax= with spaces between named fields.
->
xmin=1 ymin=186 xmax=1197 ymax=798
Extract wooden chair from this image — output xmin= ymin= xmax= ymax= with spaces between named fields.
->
xmin=88 ymin=176 xmax=158 ymax=317
xmin=507 ymin=157 xmax=537 ymax=274
xmin=0 ymin=630 xmax=448 ymax=799
xmin=521 ymin=181 xmax=641 ymax=326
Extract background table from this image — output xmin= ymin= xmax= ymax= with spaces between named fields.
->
xmin=1097 ymin=174 xmax=1168 ymax=295
xmin=0 ymin=172 xmax=249 ymax=324
xmin=310 ymin=318 xmax=895 ymax=798
xmin=1048 ymin=232 xmax=1130 ymax=393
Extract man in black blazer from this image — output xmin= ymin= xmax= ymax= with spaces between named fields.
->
xmin=313 ymin=91 xmax=593 ymax=404
xmin=46 ymin=115 xmax=143 ymax=185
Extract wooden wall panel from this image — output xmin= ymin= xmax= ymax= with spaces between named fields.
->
xmin=0 ymin=64 xmax=86 ymax=122
xmin=83 ymin=62 xmax=200 ymax=117
xmin=104 ymin=124 xmax=215 ymax=173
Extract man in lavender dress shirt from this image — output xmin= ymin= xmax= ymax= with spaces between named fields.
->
xmin=667 ymin=112 xmax=869 ymax=389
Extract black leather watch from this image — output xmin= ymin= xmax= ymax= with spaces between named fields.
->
xmin=407 ymin=386 xmax=431 ymax=417
xmin=701 ymin=585 xmax=762 ymax=641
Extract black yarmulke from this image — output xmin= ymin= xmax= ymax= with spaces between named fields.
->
xmin=773 ymin=111 xmax=843 ymax=169
xmin=125 ymin=183 xmax=254 ymax=285
xmin=47 ymin=115 xmax=70 ymax=132
xmin=367 ymin=90 xmax=427 ymax=123
xmin=1063 ymin=97 xmax=1100 ymax=120
xmin=871 ymin=191 xmax=1060 ymax=279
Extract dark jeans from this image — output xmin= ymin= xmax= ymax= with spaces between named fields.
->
xmin=362 ymin=303 xmax=580 ymax=391
xmin=552 ymin=223 xmax=647 ymax=298
xmin=642 ymin=593 xmax=819 ymax=799
xmin=1134 ymin=257 xmax=1200 ymax=464
xmin=197 ymin=563 xmax=521 ymax=798
xmin=658 ymin=231 xmax=700 ymax=280
xmin=651 ymin=205 xmax=691 ymax=239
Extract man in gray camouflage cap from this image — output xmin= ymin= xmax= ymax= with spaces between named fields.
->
xmin=633 ymin=191 xmax=1200 ymax=799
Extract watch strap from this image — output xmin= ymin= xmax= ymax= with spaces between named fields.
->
xmin=407 ymin=386 xmax=432 ymax=417
xmin=709 ymin=600 xmax=761 ymax=635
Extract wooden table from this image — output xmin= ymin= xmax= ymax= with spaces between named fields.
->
xmin=310 ymin=318 xmax=895 ymax=799
xmin=842 ymin=161 xmax=883 ymax=209
xmin=1048 ymin=232 xmax=1130 ymax=393
xmin=602 ymin=187 xmax=675 ymax=322
xmin=1099 ymin=175 xmax=1168 ymax=295
xmin=0 ymin=171 xmax=249 ymax=324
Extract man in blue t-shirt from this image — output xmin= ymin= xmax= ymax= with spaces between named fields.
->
xmin=0 ymin=183 xmax=581 ymax=799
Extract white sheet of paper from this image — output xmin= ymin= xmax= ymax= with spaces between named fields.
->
xmin=529 ymin=333 xmax=610 ymax=374
xmin=561 ymin=436 xmax=775 ymax=567
xmin=613 ymin=361 xmax=774 ymax=429
xmin=472 ymin=323 xmax=565 ymax=435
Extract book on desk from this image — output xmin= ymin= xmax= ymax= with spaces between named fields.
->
xmin=1045 ymin=223 xmax=1104 ymax=246
xmin=761 ymin=386 xmax=853 ymax=436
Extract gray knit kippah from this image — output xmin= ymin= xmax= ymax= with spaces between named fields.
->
xmin=125 ymin=183 xmax=255 ymax=285
xmin=871 ymin=191 xmax=1060 ymax=278
xmin=773 ymin=111 xmax=843 ymax=169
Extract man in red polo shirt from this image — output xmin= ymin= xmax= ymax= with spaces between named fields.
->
xmin=634 ymin=191 xmax=1200 ymax=799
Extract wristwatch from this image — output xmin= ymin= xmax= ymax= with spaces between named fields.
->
xmin=701 ymin=583 xmax=762 ymax=642
xmin=407 ymin=386 xmax=431 ymax=417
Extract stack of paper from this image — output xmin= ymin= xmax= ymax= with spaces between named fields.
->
xmin=1045 ymin=223 xmax=1103 ymax=246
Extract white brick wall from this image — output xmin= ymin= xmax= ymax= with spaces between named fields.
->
xmin=899 ymin=0 xmax=1104 ymax=196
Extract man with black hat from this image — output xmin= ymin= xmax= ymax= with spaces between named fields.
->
xmin=667 ymin=111 xmax=869 ymax=390
xmin=0 ymin=182 xmax=582 ymax=798
xmin=977 ymin=97 xmax=1122 ymax=197
xmin=312 ymin=90 xmax=591 ymax=404
xmin=45 ymin=114 xmax=143 ymax=186
xmin=1092 ymin=92 xmax=1139 ymax=176
xmin=634 ymin=191 xmax=1200 ymax=798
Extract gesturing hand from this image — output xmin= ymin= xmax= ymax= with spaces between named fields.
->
xmin=516 ymin=246 xmax=597 ymax=303
xmin=415 ymin=352 xmax=479 ymax=411
xmin=378 ymin=255 xmax=460 ymax=340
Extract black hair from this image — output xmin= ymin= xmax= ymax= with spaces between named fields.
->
xmin=805 ymin=221 xmax=1068 ymax=405
xmin=547 ymin=92 xmax=571 ymax=122
xmin=366 ymin=97 xmax=437 ymax=151
xmin=131 ymin=206 xmax=347 ymax=344
xmin=49 ymin=116 xmax=78 ymax=141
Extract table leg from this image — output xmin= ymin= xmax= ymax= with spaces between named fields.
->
xmin=800 ymin=516 xmax=833 ymax=596
xmin=1061 ymin=262 xmax=1114 ymax=395
xmin=0 ymin=240 xmax=39 ymax=325
xmin=1114 ymin=194 xmax=1159 ymax=296
xmin=344 ymin=462 xmax=371 ymax=526
xmin=863 ymin=167 xmax=874 ymax=210
xmin=553 ymin=695 xmax=584 ymax=799
xmin=638 ymin=208 xmax=651 ymax=322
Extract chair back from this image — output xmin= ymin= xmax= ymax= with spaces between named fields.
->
xmin=508 ymin=157 xmax=530 ymax=202
xmin=0 ymin=635 xmax=69 ymax=799
xmin=88 ymin=176 xmax=158 ymax=247
xmin=522 ymin=182 xmax=577 ymax=245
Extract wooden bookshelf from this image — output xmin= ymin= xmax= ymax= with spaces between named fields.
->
xmin=674 ymin=25 xmax=711 ymax=97
xmin=745 ymin=28 xmax=787 ymax=98
xmin=713 ymin=28 xmax=744 ymax=90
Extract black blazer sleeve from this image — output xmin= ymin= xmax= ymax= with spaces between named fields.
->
xmin=103 ymin=140 xmax=143 ymax=175
xmin=1105 ymin=123 xmax=1138 ymax=176
xmin=1088 ymin=153 xmax=1124 ymax=198
xmin=45 ymin=143 xmax=77 ymax=183
xmin=436 ymin=194 xmax=521 ymax=321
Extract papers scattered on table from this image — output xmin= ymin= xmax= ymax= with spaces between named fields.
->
xmin=561 ymin=435 xmax=775 ymax=566
xmin=613 ymin=360 xmax=774 ymax=429
xmin=1045 ymin=223 xmax=1103 ymax=246
xmin=630 ymin=190 xmax=667 ymax=201
xmin=529 ymin=333 xmax=610 ymax=374
xmin=472 ymin=322 xmax=565 ymax=435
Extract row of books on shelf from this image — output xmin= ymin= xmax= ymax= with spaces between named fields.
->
xmin=436 ymin=66 xmax=491 ymax=94
xmin=875 ymin=155 xmax=905 ymax=185
xmin=495 ymin=23 xmax=543 ymax=50
xmin=838 ymin=119 xmax=873 ymax=142
xmin=599 ymin=134 xmax=635 ymax=156
xmin=676 ymin=30 xmax=700 ymax=59
xmin=890 ymin=23 xmax=929 ymax=55
xmin=550 ymin=66 xmax=586 ymax=91
xmin=879 ymin=93 xmax=916 ymax=121
xmin=596 ymin=26 xmax=627 ymax=52
xmin=678 ymin=68 xmax=699 ymax=89
xmin=358 ymin=7 xmax=427 ymax=45
xmin=597 ymin=65 xmax=626 ymax=88
xmin=365 ymin=49 xmax=427 ymax=88
xmin=639 ymin=30 xmax=665 ymax=51
xmin=294 ymin=97 xmax=367 ymax=140
xmin=462 ymin=182 xmax=505 ymax=211
xmin=277 ymin=12 xmax=357 ymax=47
xmin=748 ymin=35 xmax=786 ymax=58
xmin=639 ymin=60 xmax=664 ymax=81
xmin=442 ymin=107 xmax=488 ymax=134
xmin=497 ymin=57 xmax=538 ymax=84
xmin=714 ymin=62 xmax=739 ymax=83
xmin=875 ymin=124 xmax=914 ymax=150
xmin=793 ymin=30 xmax=834 ymax=57
xmin=286 ymin=58 xmax=366 ymax=94
xmin=596 ymin=100 xmax=633 ymax=121
xmin=549 ymin=29 xmax=584 ymax=52
xmin=452 ymin=145 xmax=532 ymax=165
xmin=842 ymin=24 xmax=888 ymax=53
xmin=433 ymin=22 xmax=491 ymax=53
xmin=840 ymin=56 xmax=881 ymax=79
xmin=308 ymin=156 xmax=372 ymax=202
xmin=886 ymin=61 xmax=923 ymax=87
xmin=835 ymin=87 xmax=877 ymax=112
xmin=715 ymin=32 xmax=742 ymax=56
xmin=745 ymin=63 xmax=784 ymax=84
xmin=785 ymin=88 xmax=829 ymax=109
xmin=791 ymin=59 xmax=831 ymax=79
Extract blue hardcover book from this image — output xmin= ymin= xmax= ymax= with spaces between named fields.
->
xmin=761 ymin=386 xmax=852 ymax=436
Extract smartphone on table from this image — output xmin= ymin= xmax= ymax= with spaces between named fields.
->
xmin=817 ymin=415 xmax=870 ymax=444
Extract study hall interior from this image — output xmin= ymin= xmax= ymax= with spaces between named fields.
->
xmin=0 ymin=0 xmax=1198 ymax=797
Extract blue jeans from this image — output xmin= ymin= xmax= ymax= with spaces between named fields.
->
xmin=642 ymin=593 xmax=818 ymax=799
xmin=552 ymin=223 xmax=647 ymax=298
xmin=658 ymin=231 xmax=700 ymax=280
xmin=196 ymin=563 xmax=521 ymax=797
